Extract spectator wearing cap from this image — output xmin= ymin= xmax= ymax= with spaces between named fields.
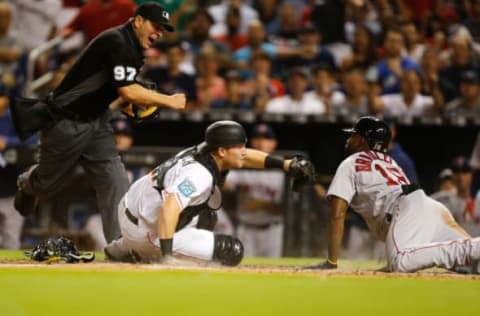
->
xmin=283 ymin=22 xmax=336 ymax=73
xmin=376 ymin=69 xmax=442 ymax=119
xmin=439 ymin=31 xmax=480 ymax=98
xmin=303 ymin=63 xmax=345 ymax=115
xmin=211 ymin=70 xmax=252 ymax=110
xmin=445 ymin=70 xmax=480 ymax=118
xmin=112 ymin=118 xmax=133 ymax=152
xmin=432 ymin=156 xmax=479 ymax=236
xmin=225 ymin=123 xmax=286 ymax=257
xmin=143 ymin=40 xmax=197 ymax=108
xmin=265 ymin=66 xmax=324 ymax=114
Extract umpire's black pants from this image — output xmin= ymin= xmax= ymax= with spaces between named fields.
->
xmin=17 ymin=110 xmax=129 ymax=242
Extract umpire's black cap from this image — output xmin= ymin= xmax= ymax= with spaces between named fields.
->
xmin=135 ymin=2 xmax=174 ymax=32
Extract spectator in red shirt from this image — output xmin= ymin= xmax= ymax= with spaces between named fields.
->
xmin=63 ymin=0 xmax=136 ymax=45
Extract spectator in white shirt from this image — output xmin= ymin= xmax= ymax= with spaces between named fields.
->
xmin=303 ymin=63 xmax=345 ymax=115
xmin=377 ymin=70 xmax=439 ymax=118
xmin=265 ymin=66 xmax=323 ymax=114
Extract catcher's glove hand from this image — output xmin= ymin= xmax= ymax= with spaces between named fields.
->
xmin=288 ymin=156 xmax=316 ymax=192
xmin=25 ymin=236 xmax=95 ymax=263
xmin=303 ymin=260 xmax=338 ymax=270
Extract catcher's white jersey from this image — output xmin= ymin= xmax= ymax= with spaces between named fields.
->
xmin=328 ymin=150 xmax=409 ymax=240
xmin=109 ymin=156 xmax=218 ymax=262
xmin=124 ymin=156 xmax=213 ymax=233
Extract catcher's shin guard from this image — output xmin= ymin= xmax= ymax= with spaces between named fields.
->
xmin=212 ymin=234 xmax=244 ymax=266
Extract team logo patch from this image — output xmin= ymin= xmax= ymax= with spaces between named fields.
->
xmin=162 ymin=11 xmax=170 ymax=21
xmin=178 ymin=179 xmax=196 ymax=197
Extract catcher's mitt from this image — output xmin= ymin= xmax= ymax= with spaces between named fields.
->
xmin=24 ymin=236 xmax=95 ymax=263
xmin=288 ymin=156 xmax=317 ymax=192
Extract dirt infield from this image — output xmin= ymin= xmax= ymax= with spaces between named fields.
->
xmin=1 ymin=258 xmax=479 ymax=280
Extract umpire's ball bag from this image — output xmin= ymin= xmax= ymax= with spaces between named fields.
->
xmin=9 ymin=96 xmax=59 ymax=141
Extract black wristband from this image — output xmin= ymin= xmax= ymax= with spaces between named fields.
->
xmin=159 ymin=238 xmax=173 ymax=256
xmin=265 ymin=155 xmax=284 ymax=169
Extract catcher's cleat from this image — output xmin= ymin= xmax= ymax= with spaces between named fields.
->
xmin=104 ymin=244 xmax=140 ymax=263
xmin=302 ymin=260 xmax=338 ymax=270
xmin=14 ymin=189 xmax=38 ymax=217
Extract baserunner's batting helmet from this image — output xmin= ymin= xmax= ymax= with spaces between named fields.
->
xmin=343 ymin=116 xmax=391 ymax=152
xmin=198 ymin=120 xmax=247 ymax=153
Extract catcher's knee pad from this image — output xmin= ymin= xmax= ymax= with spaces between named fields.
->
xmin=213 ymin=234 xmax=244 ymax=266
xmin=196 ymin=209 xmax=218 ymax=231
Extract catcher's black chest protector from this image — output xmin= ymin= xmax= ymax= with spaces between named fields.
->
xmin=150 ymin=147 xmax=227 ymax=231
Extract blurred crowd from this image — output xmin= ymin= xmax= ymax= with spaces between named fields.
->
xmin=2 ymin=0 xmax=480 ymax=257
xmin=1 ymin=0 xmax=480 ymax=120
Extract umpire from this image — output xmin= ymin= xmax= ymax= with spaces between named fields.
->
xmin=13 ymin=2 xmax=186 ymax=242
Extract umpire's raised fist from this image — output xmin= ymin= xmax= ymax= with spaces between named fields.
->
xmin=169 ymin=93 xmax=186 ymax=110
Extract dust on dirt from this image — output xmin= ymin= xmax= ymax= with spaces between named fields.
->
xmin=1 ymin=257 xmax=479 ymax=280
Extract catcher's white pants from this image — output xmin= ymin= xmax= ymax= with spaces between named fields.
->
xmin=108 ymin=198 xmax=215 ymax=262
xmin=386 ymin=190 xmax=480 ymax=272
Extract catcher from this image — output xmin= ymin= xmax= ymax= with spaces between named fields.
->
xmin=11 ymin=2 xmax=185 ymax=243
xmin=104 ymin=121 xmax=316 ymax=265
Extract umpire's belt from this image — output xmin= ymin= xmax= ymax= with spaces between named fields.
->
xmin=401 ymin=184 xmax=420 ymax=195
xmin=125 ymin=208 xmax=139 ymax=226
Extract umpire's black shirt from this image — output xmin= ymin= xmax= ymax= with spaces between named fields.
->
xmin=54 ymin=22 xmax=144 ymax=120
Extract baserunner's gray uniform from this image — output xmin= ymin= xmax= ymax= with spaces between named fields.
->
xmin=328 ymin=150 xmax=480 ymax=272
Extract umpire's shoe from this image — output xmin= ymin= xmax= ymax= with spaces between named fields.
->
xmin=14 ymin=189 xmax=38 ymax=217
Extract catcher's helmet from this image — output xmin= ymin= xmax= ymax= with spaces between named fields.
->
xmin=198 ymin=120 xmax=247 ymax=153
xmin=343 ymin=116 xmax=391 ymax=152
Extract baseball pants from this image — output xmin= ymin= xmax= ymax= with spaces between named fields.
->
xmin=386 ymin=190 xmax=480 ymax=272
xmin=107 ymin=197 xmax=215 ymax=262
xmin=17 ymin=110 xmax=129 ymax=242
